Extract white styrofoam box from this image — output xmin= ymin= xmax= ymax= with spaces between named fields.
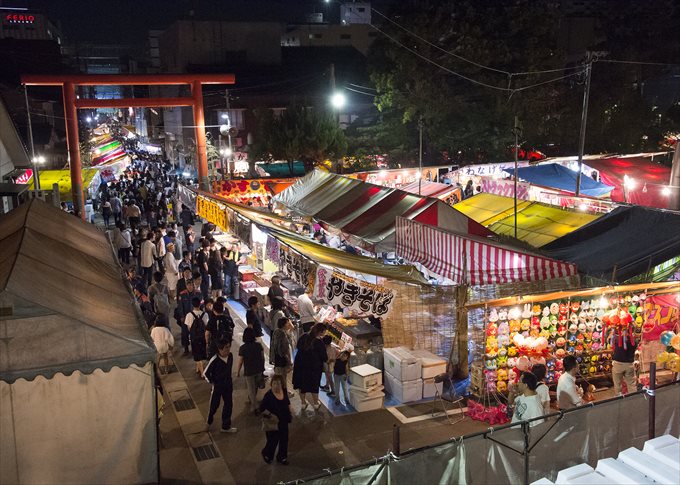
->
xmin=384 ymin=371 xmax=422 ymax=403
xmin=410 ymin=349 xmax=447 ymax=379
xmin=618 ymin=447 xmax=679 ymax=484
xmin=349 ymin=364 xmax=382 ymax=390
xmin=422 ymin=377 xmax=443 ymax=399
xmin=595 ymin=458 xmax=655 ymax=485
xmin=349 ymin=392 xmax=384 ymax=412
xmin=530 ymin=479 xmax=554 ymax=485
xmin=349 ymin=384 xmax=385 ymax=398
xmin=555 ymin=463 xmax=593 ymax=484
xmin=383 ymin=347 xmax=422 ymax=381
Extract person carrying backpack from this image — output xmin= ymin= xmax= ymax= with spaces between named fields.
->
xmin=185 ymin=297 xmax=209 ymax=376
xmin=148 ymin=272 xmax=170 ymax=321
xmin=206 ymin=301 xmax=235 ymax=358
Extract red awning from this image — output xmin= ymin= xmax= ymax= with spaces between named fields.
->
xmin=396 ymin=217 xmax=577 ymax=285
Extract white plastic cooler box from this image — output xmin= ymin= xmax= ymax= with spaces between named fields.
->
xmin=409 ymin=349 xmax=447 ymax=379
xmin=349 ymin=364 xmax=383 ymax=389
xmin=349 ymin=383 xmax=385 ymax=412
xmin=384 ymin=371 xmax=423 ymax=403
xmin=383 ymin=347 xmax=422 ymax=382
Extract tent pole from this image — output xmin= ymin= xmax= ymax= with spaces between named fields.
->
xmin=454 ymin=284 xmax=470 ymax=379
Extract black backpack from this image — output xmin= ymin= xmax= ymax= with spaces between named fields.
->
xmin=189 ymin=311 xmax=206 ymax=341
xmin=213 ymin=313 xmax=235 ymax=343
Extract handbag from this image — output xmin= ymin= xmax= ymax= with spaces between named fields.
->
xmin=257 ymin=373 xmax=267 ymax=390
xmin=261 ymin=412 xmax=279 ymax=432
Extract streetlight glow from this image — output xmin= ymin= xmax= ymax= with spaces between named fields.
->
xmin=331 ymin=92 xmax=346 ymax=109
xmin=85 ymin=116 xmax=92 ymax=123
xmin=662 ymin=186 xmax=672 ymax=196
xmin=221 ymin=147 xmax=233 ymax=157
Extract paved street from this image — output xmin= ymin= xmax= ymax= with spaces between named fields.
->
xmin=158 ymin=299 xmax=489 ymax=484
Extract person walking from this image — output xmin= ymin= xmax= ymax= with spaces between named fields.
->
xmin=259 ymin=375 xmax=292 ymax=465
xmin=236 ymin=327 xmax=265 ymax=413
xmin=196 ymin=239 xmax=211 ymax=300
xmin=140 ymin=232 xmax=157 ymax=287
xmin=246 ymin=296 xmax=265 ymax=338
xmin=163 ymin=242 xmax=179 ymax=301
xmin=292 ymin=323 xmax=328 ymax=411
xmin=270 ymin=317 xmax=295 ymax=396
xmin=321 ymin=335 xmax=336 ymax=396
xmin=203 ymin=339 xmax=238 ymax=433
xmin=206 ymin=301 xmax=235 ymax=358
xmin=148 ymin=271 xmax=171 ymax=323
xmin=208 ymin=238 xmax=223 ymax=298
xmin=297 ymin=289 xmax=317 ymax=334
xmin=612 ymin=334 xmax=638 ymax=395
xmin=333 ymin=351 xmax=351 ymax=406
xmin=128 ymin=200 xmax=141 ymax=230
xmin=185 ymin=297 xmax=208 ymax=376
xmin=118 ymin=223 xmax=132 ymax=265
xmin=101 ymin=198 xmax=112 ymax=228
xmin=111 ymin=193 xmax=122 ymax=225
xmin=150 ymin=314 xmax=174 ymax=374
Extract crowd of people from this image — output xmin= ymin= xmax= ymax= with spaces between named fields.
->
xmin=102 ymin=153 xmax=348 ymax=466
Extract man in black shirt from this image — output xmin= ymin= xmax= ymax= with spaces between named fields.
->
xmin=206 ymin=301 xmax=235 ymax=358
xmin=267 ymin=275 xmax=285 ymax=308
xmin=204 ymin=339 xmax=237 ymax=433
xmin=612 ymin=334 xmax=637 ymax=395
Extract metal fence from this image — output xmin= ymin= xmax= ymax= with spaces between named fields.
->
xmin=286 ymin=380 xmax=679 ymax=485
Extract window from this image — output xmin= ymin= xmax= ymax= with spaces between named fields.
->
xmin=340 ymin=34 xmax=351 ymax=40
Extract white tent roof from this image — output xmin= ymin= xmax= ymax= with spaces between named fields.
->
xmin=0 ymin=200 xmax=155 ymax=383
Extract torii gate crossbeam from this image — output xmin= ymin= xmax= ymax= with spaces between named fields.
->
xmin=21 ymin=73 xmax=235 ymax=219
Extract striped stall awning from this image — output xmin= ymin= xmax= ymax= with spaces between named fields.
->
xmin=395 ymin=217 xmax=577 ymax=285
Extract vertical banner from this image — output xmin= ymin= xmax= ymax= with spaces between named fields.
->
xmin=196 ymin=195 xmax=228 ymax=230
xmin=315 ymin=267 xmax=396 ymax=318
xmin=278 ymin=245 xmax=314 ymax=288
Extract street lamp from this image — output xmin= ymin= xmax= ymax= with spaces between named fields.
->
xmin=32 ymin=155 xmax=45 ymax=191
xmin=330 ymin=92 xmax=346 ymax=109
xmin=85 ymin=116 xmax=92 ymax=123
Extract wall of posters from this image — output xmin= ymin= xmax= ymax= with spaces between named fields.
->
xmin=315 ymin=267 xmax=396 ymax=318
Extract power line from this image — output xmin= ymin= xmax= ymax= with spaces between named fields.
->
xmin=598 ymin=59 xmax=680 ymax=67
xmin=372 ymin=7 xmax=585 ymax=78
xmin=369 ymin=23 xmax=511 ymax=92
xmin=512 ymin=69 xmax=587 ymax=92
xmin=344 ymin=86 xmax=376 ymax=97
xmin=348 ymin=83 xmax=377 ymax=91
xmin=371 ymin=7 xmax=510 ymax=76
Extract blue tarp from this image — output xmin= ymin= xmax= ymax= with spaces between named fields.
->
xmin=504 ymin=163 xmax=614 ymax=197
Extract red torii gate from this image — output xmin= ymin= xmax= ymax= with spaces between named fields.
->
xmin=21 ymin=73 xmax=235 ymax=219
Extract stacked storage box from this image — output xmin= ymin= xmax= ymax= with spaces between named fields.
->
xmin=383 ymin=347 xmax=423 ymax=403
xmin=348 ymin=364 xmax=385 ymax=412
xmin=410 ymin=349 xmax=448 ymax=398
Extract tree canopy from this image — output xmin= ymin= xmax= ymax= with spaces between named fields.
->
xmin=250 ymin=105 xmax=347 ymax=174
xmin=367 ymin=0 xmax=680 ymax=163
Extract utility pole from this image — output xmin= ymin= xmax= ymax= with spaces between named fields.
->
xmin=418 ymin=116 xmax=424 ymax=196
xmin=224 ymin=88 xmax=233 ymax=178
xmin=513 ymin=116 xmax=521 ymax=239
xmin=575 ymin=51 xmax=593 ymax=196
xmin=24 ymin=85 xmax=40 ymax=191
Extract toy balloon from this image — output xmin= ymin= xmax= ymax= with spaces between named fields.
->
xmin=516 ymin=356 xmax=530 ymax=371
xmin=671 ymin=334 xmax=680 ymax=351
xmin=668 ymin=353 xmax=680 ymax=373
xmin=656 ymin=351 xmax=670 ymax=365
xmin=660 ymin=331 xmax=675 ymax=347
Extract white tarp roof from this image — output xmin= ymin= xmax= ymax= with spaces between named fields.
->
xmin=0 ymin=199 xmax=155 ymax=383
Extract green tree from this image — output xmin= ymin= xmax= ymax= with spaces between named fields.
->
xmin=250 ymin=105 xmax=347 ymax=174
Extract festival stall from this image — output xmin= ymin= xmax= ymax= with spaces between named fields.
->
xmin=395 ymin=180 xmax=462 ymax=203
xmin=0 ymin=200 xmax=157 ymax=484
xmin=543 ymin=205 xmax=680 ymax=284
xmin=274 ymin=170 xmax=491 ymax=252
xmin=211 ymin=178 xmax=296 ymax=207
xmin=466 ymin=282 xmax=680 ymax=409
xmin=454 ymin=193 xmax=602 ymax=247
xmin=29 ymin=168 xmax=101 ymax=202
xmin=507 ymin=163 xmax=615 ymax=198
xmin=347 ymin=166 xmax=454 ymax=188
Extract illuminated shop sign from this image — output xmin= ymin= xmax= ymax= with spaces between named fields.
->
xmin=5 ymin=13 xmax=36 ymax=24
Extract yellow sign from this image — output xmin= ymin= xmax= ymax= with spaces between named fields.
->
xmin=196 ymin=196 xmax=228 ymax=231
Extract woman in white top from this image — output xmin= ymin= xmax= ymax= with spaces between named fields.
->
xmin=163 ymin=242 xmax=180 ymax=300
xmin=510 ymin=372 xmax=545 ymax=427
xmin=531 ymin=364 xmax=551 ymax=414
xmin=150 ymin=316 xmax=175 ymax=374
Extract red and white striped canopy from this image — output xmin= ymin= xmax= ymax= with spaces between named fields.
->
xmin=395 ymin=217 xmax=577 ymax=285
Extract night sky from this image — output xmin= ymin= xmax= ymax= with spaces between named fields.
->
xmin=23 ymin=0 xmax=395 ymax=43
